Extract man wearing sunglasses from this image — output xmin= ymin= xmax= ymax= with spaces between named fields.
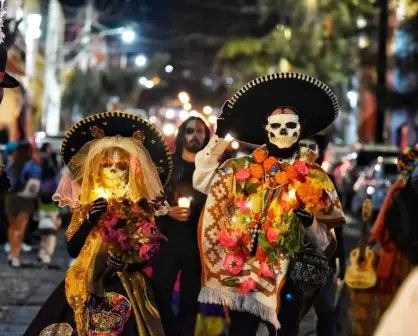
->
xmin=153 ymin=117 xmax=211 ymax=336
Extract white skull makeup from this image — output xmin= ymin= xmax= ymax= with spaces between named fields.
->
xmin=299 ymin=139 xmax=319 ymax=157
xmin=184 ymin=119 xmax=206 ymax=153
xmin=266 ymin=114 xmax=301 ymax=149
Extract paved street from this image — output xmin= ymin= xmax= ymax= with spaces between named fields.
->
xmin=0 ymin=215 xmax=361 ymax=336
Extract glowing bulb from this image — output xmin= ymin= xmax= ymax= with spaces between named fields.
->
xmin=178 ymin=92 xmax=190 ymax=104
xmin=224 ymin=133 xmax=234 ymax=141
xmin=149 ymin=116 xmax=157 ymax=124
xmin=203 ymin=106 xmax=213 ymax=115
xmin=139 ymin=77 xmax=147 ymax=85
xmin=122 ymin=29 xmax=135 ymax=43
xmin=135 ymin=55 xmax=147 ymax=67
xmin=165 ymin=65 xmax=173 ymax=73
xmin=231 ymin=141 xmax=240 ymax=150
xmin=183 ymin=102 xmax=192 ymax=111
xmin=162 ymin=124 xmax=176 ymax=136
xmin=179 ymin=110 xmax=189 ymax=121
xmin=208 ymin=115 xmax=217 ymax=124
xmin=145 ymin=80 xmax=154 ymax=88
xmin=165 ymin=109 xmax=175 ymax=119
xmin=288 ymin=188 xmax=296 ymax=200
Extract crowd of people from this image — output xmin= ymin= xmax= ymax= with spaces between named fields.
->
xmin=0 ymin=141 xmax=62 ymax=268
xmin=0 ymin=72 xmax=413 ymax=336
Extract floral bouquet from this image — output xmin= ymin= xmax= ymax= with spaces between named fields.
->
xmin=99 ymin=198 xmax=167 ymax=264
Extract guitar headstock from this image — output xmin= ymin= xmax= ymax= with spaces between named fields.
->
xmin=362 ymin=199 xmax=372 ymax=222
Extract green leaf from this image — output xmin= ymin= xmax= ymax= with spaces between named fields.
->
xmin=221 ymin=277 xmax=239 ymax=287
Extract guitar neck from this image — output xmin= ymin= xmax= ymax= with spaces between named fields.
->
xmin=358 ymin=219 xmax=368 ymax=263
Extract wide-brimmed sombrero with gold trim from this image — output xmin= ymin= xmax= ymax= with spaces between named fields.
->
xmin=219 ymin=73 xmax=339 ymax=145
xmin=61 ymin=112 xmax=173 ymax=187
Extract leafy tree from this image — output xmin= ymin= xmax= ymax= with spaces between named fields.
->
xmin=217 ymin=0 xmax=376 ymax=92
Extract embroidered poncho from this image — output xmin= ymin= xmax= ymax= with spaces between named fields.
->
xmin=196 ymin=146 xmax=345 ymax=329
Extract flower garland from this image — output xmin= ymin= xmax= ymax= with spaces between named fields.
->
xmin=218 ymin=147 xmax=331 ymax=292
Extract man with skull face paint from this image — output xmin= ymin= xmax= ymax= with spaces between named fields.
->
xmin=193 ymin=73 xmax=346 ymax=335
xmin=152 ymin=117 xmax=211 ymax=336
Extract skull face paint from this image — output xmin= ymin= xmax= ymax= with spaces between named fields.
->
xmin=266 ymin=113 xmax=301 ymax=149
xmin=299 ymin=139 xmax=319 ymax=157
xmin=183 ymin=119 xmax=206 ymax=153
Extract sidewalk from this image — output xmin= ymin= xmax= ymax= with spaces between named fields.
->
xmin=0 ymin=231 xmax=68 ymax=336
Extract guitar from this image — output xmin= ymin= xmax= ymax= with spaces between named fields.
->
xmin=345 ymin=199 xmax=377 ymax=289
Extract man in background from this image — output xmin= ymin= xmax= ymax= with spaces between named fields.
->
xmin=153 ymin=117 xmax=211 ymax=336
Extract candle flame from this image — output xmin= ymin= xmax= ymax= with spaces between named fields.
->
xmin=288 ymin=188 xmax=296 ymax=200
xmin=95 ymin=187 xmax=111 ymax=200
xmin=178 ymin=197 xmax=191 ymax=209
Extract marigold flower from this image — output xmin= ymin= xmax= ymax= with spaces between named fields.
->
xmin=253 ymin=148 xmax=267 ymax=163
xmin=250 ymin=164 xmax=264 ymax=179
xmin=274 ymin=171 xmax=289 ymax=185
xmin=263 ymin=156 xmax=278 ymax=171
xmin=286 ymin=165 xmax=300 ymax=181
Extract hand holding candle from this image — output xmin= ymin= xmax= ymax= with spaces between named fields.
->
xmin=178 ymin=197 xmax=191 ymax=209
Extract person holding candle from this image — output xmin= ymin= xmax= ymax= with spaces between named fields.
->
xmin=152 ymin=117 xmax=211 ymax=336
xmin=25 ymin=112 xmax=172 ymax=336
xmin=193 ymin=73 xmax=346 ymax=335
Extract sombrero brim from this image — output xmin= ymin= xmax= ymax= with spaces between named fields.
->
xmin=61 ymin=112 xmax=173 ymax=187
xmin=220 ymin=73 xmax=339 ymax=145
xmin=0 ymin=73 xmax=20 ymax=88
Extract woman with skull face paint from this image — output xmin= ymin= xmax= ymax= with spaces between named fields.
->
xmin=193 ymin=73 xmax=346 ymax=335
xmin=152 ymin=117 xmax=211 ymax=336
xmin=25 ymin=112 xmax=172 ymax=336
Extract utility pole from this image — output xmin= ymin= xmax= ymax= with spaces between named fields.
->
xmin=375 ymin=0 xmax=388 ymax=143
xmin=79 ymin=0 xmax=94 ymax=72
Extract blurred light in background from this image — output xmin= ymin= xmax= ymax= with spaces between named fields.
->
xmin=231 ymin=141 xmax=240 ymax=150
xmin=163 ymin=124 xmax=176 ymax=136
xmin=149 ymin=116 xmax=157 ymax=124
xmin=367 ymin=186 xmax=375 ymax=195
xmin=203 ymin=106 xmax=212 ymax=115
xmin=122 ymin=28 xmax=135 ymax=43
xmin=321 ymin=161 xmax=330 ymax=172
xmin=152 ymin=77 xmax=160 ymax=85
xmin=135 ymin=55 xmax=147 ymax=67
xmin=178 ymin=92 xmax=190 ymax=104
xmin=346 ymin=91 xmax=358 ymax=108
xmin=203 ymin=78 xmax=213 ymax=87
xmin=358 ymin=36 xmax=370 ymax=49
xmin=375 ymin=164 xmax=381 ymax=171
xmin=179 ymin=110 xmax=189 ymax=121
xmin=139 ymin=77 xmax=147 ymax=85
xmin=208 ymin=115 xmax=217 ymax=124
xmin=166 ymin=109 xmax=175 ymax=119
xmin=225 ymin=134 xmax=234 ymax=141
xmin=145 ymin=80 xmax=154 ymax=88
xmin=357 ymin=17 xmax=367 ymax=28
xmin=284 ymin=28 xmax=292 ymax=40
xmin=183 ymin=102 xmax=192 ymax=111
xmin=165 ymin=65 xmax=174 ymax=73
xmin=27 ymin=14 xmax=42 ymax=39
xmin=226 ymin=77 xmax=234 ymax=85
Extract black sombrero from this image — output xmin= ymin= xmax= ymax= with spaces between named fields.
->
xmin=220 ymin=73 xmax=339 ymax=145
xmin=0 ymin=46 xmax=19 ymax=88
xmin=61 ymin=112 xmax=173 ymax=187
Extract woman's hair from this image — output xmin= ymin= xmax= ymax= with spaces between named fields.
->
xmin=14 ymin=142 xmax=33 ymax=168
xmin=174 ymin=116 xmax=211 ymax=159
xmin=40 ymin=143 xmax=51 ymax=153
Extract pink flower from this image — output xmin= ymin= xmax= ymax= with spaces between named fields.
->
xmin=115 ymin=228 xmax=130 ymax=248
xmin=139 ymin=243 xmax=153 ymax=260
xmin=239 ymin=278 xmax=256 ymax=294
xmin=103 ymin=215 xmax=119 ymax=229
xmin=235 ymin=168 xmax=251 ymax=181
xmin=100 ymin=228 xmax=116 ymax=243
xmin=131 ymin=206 xmax=142 ymax=214
xmin=218 ymin=229 xmax=241 ymax=249
xmin=295 ymin=161 xmax=308 ymax=176
xmin=260 ymin=261 xmax=274 ymax=278
xmin=241 ymin=232 xmax=250 ymax=245
xmin=143 ymin=266 xmax=153 ymax=278
xmin=266 ymin=228 xmax=280 ymax=243
xmin=137 ymin=220 xmax=159 ymax=238
xmin=224 ymin=252 xmax=244 ymax=275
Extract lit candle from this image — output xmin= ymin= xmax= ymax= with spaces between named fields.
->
xmin=95 ymin=187 xmax=111 ymax=200
xmin=178 ymin=197 xmax=191 ymax=209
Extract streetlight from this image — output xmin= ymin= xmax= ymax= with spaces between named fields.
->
xmin=203 ymin=106 xmax=212 ymax=115
xmin=135 ymin=55 xmax=147 ymax=67
xmin=178 ymin=92 xmax=190 ymax=104
xmin=122 ymin=28 xmax=135 ymax=44
xmin=165 ymin=65 xmax=174 ymax=73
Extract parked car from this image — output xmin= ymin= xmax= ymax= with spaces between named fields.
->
xmin=335 ymin=144 xmax=399 ymax=208
xmin=351 ymin=156 xmax=399 ymax=217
